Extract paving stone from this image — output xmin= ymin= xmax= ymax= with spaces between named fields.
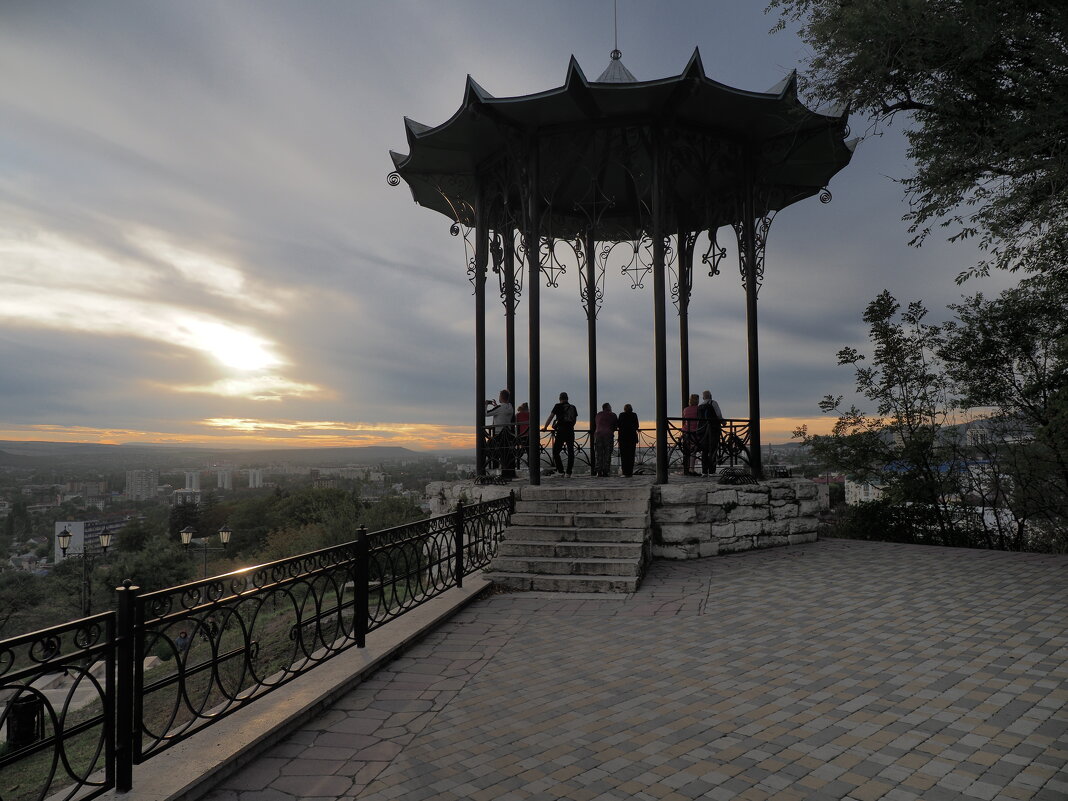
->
xmin=196 ymin=540 xmax=1067 ymax=801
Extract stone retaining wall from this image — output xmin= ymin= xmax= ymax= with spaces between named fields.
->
xmin=652 ymin=478 xmax=819 ymax=559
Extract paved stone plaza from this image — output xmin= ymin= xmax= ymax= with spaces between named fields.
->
xmin=202 ymin=539 xmax=1067 ymax=801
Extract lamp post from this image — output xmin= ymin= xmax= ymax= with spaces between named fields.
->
xmin=180 ymin=524 xmax=232 ymax=578
xmin=57 ymin=526 xmax=112 ymax=617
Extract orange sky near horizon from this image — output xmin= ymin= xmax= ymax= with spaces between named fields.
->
xmin=0 ymin=416 xmax=838 ymax=452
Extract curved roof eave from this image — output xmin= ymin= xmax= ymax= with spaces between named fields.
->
xmin=394 ymin=47 xmax=847 ymax=172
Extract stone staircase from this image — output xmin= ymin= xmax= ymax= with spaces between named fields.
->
xmin=484 ymin=483 xmax=652 ymax=592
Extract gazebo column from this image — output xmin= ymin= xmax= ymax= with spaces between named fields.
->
xmin=740 ymin=166 xmax=764 ymax=480
xmin=678 ymin=230 xmax=694 ymax=408
xmin=474 ymin=185 xmax=489 ymax=477
xmin=584 ymin=228 xmax=598 ymax=472
xmin=526 ymin=146 xmax=542 ymax=485
xmin=504 ymin=233 xmax=517 ymax=406
xmin=652 ymin=134 xmax=669 ymax=485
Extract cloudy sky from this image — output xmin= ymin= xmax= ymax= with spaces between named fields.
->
xmin=0 ymin=0 xmax=1016 ymax=450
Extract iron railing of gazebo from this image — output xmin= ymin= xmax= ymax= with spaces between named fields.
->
xmin=480 ymin=417 xmax=751 ymax=476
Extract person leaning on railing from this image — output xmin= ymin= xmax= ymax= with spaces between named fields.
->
xmin=485 ymin=389 xmax=516 ymax=480
xmin=593 ymin=402 xmax=618 ymax=477
xmin=698 ymin=390 xmax=725 ymax=475
xmin=617 ymin=403 xmax=640 ymax=477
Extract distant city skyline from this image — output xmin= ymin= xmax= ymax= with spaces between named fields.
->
xmin=0 ymin=1 xmax=1017 ymax=449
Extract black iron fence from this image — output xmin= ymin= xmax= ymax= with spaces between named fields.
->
xmin=0 ymin=495 xmax=512 ymax=801
xmin=483 ymin=417 xmax=751 ymax=475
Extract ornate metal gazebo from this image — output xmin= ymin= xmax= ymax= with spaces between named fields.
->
xmin=389 ymin=48 xmax=854 ymax=484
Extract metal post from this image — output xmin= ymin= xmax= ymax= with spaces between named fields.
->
xmin=585 ymin=227 xmax=597 ymax=473
xmin=504 ymin=232 xmax=517 ymax=408
xmin=742 ymin=159 xmax=764 ymax=479
xmin=114 ymin=580 xmax=139 ymax=791
xmin=526 ymin=141 xmax=542 ymax=485
xmin=678 ymin=231 xmax=693 ymax=409
xmin=652 ymin=131 xmax=669 ymax=484
xmin=354 ymin=525 xmax=368 ymax=648
xmin=454 ymin=499 xmax=465 ymax=588
xmin=82 ymin=557 xmax=91 ymax=617
xmin=475 ymin=183 xmax=489 ymax=478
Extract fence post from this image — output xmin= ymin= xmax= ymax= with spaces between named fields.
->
xmin=455 ymin=499 xmax=465 ymax=588
xmin=355 ymin=526 xmax=368 ymax=648
xmin=114 ymin=580 xmax=139 ymax=792
xmin=509 ymin=488 xmax=516 ymax=516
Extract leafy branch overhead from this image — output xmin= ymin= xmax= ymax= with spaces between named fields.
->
xmin=768 ymin=0 xmax=1068 ymax=278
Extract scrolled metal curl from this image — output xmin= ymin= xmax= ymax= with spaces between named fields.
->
xmin=819 ymin=188 xmax=833 ymax=204
xmin=0 ymin=646 xmax=14 ymax=677
xmin=450 ymin=222 xmax=461 ymax=237
xmin=386 ymin=171 xmax=401 ymax=187
xmin=29 ymin=634 xmax=62 ymax=663
xmin=73 ymin=620 xmax=105 ymax=649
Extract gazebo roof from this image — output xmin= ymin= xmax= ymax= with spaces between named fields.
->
xmin=390 ymin=48 xmax=856 ymax=239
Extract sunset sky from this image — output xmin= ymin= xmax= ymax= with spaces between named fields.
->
xmin=0 ymin=1 xmax=1016 ymax=451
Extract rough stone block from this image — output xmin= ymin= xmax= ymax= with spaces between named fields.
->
xmin=769 ymin=486 xmax=794 ymax=501
xmin=657 ymin=484 xmax=710 ymax=505
xmin=789 ymin=532 xmax=818 ymax=545
xmin=652 ymin=506 xmax=700 ymax=525
xmin=697 ymin=540 xmax=719 ymax=558
xmin=657 ymin=523 xmax=705 ymax=544
xmin=770 ymin=502 xmax=799 ymax=520
xmin=709 ymin=523 xmax=735 ymax=540
xmin=737 ymin=486 xmax=771 ymax=503
xmin=790 ymin=518 xmax=818 ymax=536
xmin=793 ymin=481 xmax=819 ymax=500
xmin=708 ymin=489 xmax=739 ymax=505
xmin=653 ymin=543 xmax=699 ymax=559
xmin=731 ymin=521 xmax=763 ymax=538
xmin=798 ymin=499 xmax=821 ymax=516
xmin=763 ymin=519 xmax=791 ymax=537
xmin=728 ymin=504 xmax=769 ymax=521
xmin=696 ymin=504 xmax=728 ymax=523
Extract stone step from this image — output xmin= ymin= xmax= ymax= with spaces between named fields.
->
xmin=514 ymin=499 xmax=650 ymax=515
xmin=520 ymin=487 xmax=651 ymax=502
xmin=504 ymin=526 xmax=647 ymax=543
xmin=484 ymin=572 xmax=640 ymax=593
xmin=491 ymin=556 xmax=640 ymax=577
xmin=498 ymin=540 xmax=643 ymax=560
xmin=510 ymin=511 xmax=648 ymax=529
xmin=574 ymin=513 xmax=649 ymax=529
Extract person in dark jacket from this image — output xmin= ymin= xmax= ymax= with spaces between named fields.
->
xmin=617 ymin=403 xmax=640 ymax=477
xmin=697 ymin=390 xmax=724 ymax=475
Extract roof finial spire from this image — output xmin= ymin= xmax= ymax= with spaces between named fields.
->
xmin=611 ymin=0 xmax=621 ymax=60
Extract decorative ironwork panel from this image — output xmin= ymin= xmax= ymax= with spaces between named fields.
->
xmin=366 ymin=515 xmax=457 ymax=632
xmin=132 ymin=499 xmax=508 ymax=762
xmin=701 ymin=228 xmax=728 ymax=278
xmin=732 ymin=208 xmax=777 ymax=296
xmin=0 ymin=613 xmax=115 ymax=801
xmin=670 ymin=231 xmax=696 ymax=311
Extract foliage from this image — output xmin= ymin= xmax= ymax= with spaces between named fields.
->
xmin=797 ymin=288 xmax=1068 ymax=550
xmin=943 ymin=274 xmax=1068 ymax=543
xmin=96 ymin=534 xmax=195 ymax=597
xmin=0 ymin=571 xmax=45 ymax=637
xmin=768 ymin=0 xmax=1068 ymax=278
xmin=799 ymin=291 xmax=964 ymax=540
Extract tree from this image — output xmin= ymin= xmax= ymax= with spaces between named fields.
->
xmin=768 ymin=0 xmax=1068 ymax=278
xmin=801 ymin=284 xmax=1067 ymax=550
xmin=798 ymin=291 xmax=968 ymax=543
xmin=942 ymin=274 xmax=1068 ymax=543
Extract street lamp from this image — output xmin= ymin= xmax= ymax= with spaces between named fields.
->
xmin=57 ymin=527 xmax=112 ymax=617
xmin=181 ymin=524 xmax=232 ymax=578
